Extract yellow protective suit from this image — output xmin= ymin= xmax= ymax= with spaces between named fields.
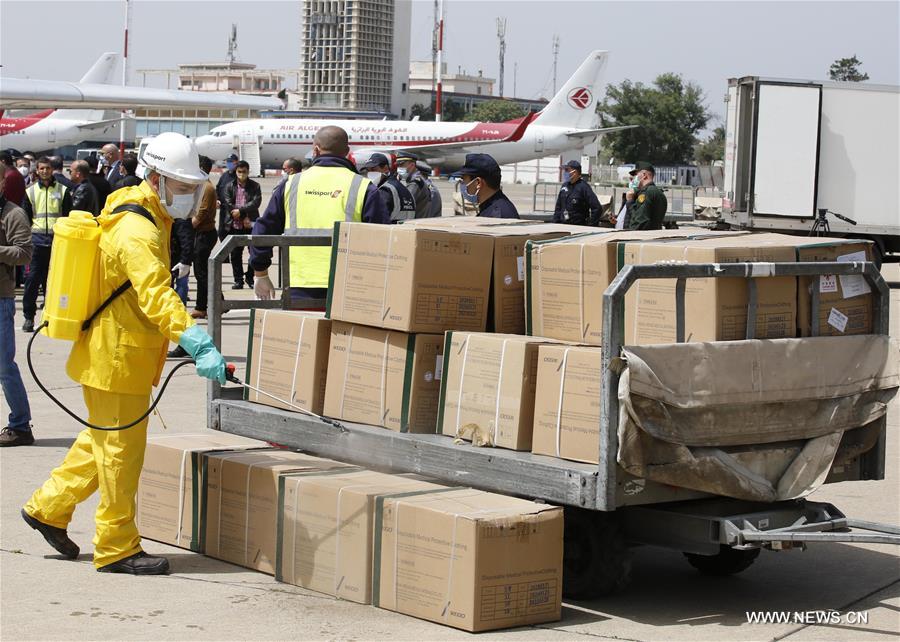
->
xmin=25 ymin=181 xmax=195 ymax=568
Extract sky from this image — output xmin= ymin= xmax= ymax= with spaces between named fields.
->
xmin=1 ymin=0 xmax=897 ymax=127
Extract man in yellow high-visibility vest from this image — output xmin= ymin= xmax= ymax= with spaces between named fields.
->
xmin=21 ymin=156 xmax=71 ymax=332
xmin=250 ymin=126 xmax=389 ymax=306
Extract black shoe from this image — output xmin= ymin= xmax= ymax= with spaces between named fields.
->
xmin=0 ymin=426 xmax=35 ymax=447
xmin=22 ymin=319 xmax=34 ymax=333
xmin=98 ymin=551 xmax=169 ymax=575
xmin=21 ymin=509 xmax=79 ymax=559
xmin=167 ymin=345 xmax=189 ymax=359
xmin=231 ymin=283 xmax=243 ymax=290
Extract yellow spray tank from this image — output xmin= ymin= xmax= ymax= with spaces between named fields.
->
xmin=39 ymin=210 xmax=102 ymax=341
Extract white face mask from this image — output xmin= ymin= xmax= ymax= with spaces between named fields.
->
xmin=18 ymin=166 xmax=29 ymax=177
xmin=367 ymin=171 xmax=385 ymax=185
xmin=396 ymin=167 xmax=409 ymax=181
xmin=158 ymin=175 xmax=199 ymax=219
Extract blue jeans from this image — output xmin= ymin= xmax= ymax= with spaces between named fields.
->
xmin=0 ymin=297 xmax=32 ymax=430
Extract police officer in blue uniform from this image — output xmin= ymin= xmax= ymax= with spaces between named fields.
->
xmin=457 ymin=153 xmax=519 ymax=219
xmin=553 ymin=160 xmax=601 ymax=226
xmin=361 ymin=153 xmax=416 ymax=223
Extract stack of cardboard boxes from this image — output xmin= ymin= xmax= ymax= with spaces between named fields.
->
xmin=137 ymin=433 xmax=565 ymax=633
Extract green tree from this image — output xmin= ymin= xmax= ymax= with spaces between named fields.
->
xmin=829 ymin=55 xmax=869 ymax=82
xmin=464 ymin=99 xmax=525 ymax=123
xmin=597 ymin=73 xmax=711 ymax=165
xmin=409 ymin=100 xmax=466 ymax=122
xmin=694 ymin=125 xmax=725 ymax=164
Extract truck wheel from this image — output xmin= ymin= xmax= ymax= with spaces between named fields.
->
xmin=563 ymin=507 xmax=631 ymax=599
xmin=684 ymin=546 xmax=760 ymax=576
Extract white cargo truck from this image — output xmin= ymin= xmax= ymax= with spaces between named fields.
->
xmin=722 ymin=76 xmax=899 ymax=259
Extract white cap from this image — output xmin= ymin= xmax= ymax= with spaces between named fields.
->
xmin=138 ymin=132 xmax=207 ymax=185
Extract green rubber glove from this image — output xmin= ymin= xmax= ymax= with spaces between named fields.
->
xmin=178 ymin=325 xmax=226 ymax=384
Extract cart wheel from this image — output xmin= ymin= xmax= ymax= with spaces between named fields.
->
xmin=684 ymin=546 xmax=760 ymax=576
xmin=563 ymin=507 xmax=631 ymax=599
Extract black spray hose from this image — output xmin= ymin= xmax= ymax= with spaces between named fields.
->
xmin=26 ymin=321 xmax=196 ymax=431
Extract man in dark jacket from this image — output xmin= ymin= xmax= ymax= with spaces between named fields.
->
xmin=220 ymin=160 xmax=261 ymax=289
xmin=457 ymin=153 xmax=519 ymax=219
xmin=114 ymin=154 xmax=142 ymax=190
xmin=553 ymin=160 xmax=601 ymax=226
xmin=216 ymin=153 xmax=239 ymax=243
xmin=84 ymin=155 xmax=112 ymax=210
xmin=68 ymin=160 xmax=99 ymax=215
xmin=48 ymin=156 xmax=75 ymax=190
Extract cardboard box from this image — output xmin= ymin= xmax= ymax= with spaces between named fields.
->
xmin=531 ymin=345 xmax=604 ymax=463
xmin=276 ymin=469 xmax=450 ymax=603
xmin=204 ymin=450 xmax=350 ymax=574
xmin=323 ymin=321 xmax=444 ymax=433
xmin=622 ymin=234 xmax=798 ymax=344
xmin=407 ymin=222 xmax=576 ymax=334
xmin=774 ymin=236 xmax=873 ymax=336
xmin=245 ymin=310 xmax=331 ymax=414
xmin=373 ymin=487 xmax=563 ymax=632
xmin=136 ymin=433 xmax=270 ymax=551
xmin=438 ymin=332 xmax=561 ymax=450
xmin=526 ymin=229 xmax=746 ymax=344
xmin=326 ymin=222 xmax=495 ymax=333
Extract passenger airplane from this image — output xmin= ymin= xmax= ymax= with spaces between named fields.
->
xmin=0 ymin=53 xmax=280 ymax=153
xmin=196 ymin=50 xmax=632 ymax=170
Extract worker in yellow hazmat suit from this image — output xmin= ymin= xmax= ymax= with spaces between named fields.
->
xmin=22 ymin=133 xmax=226 ymax=575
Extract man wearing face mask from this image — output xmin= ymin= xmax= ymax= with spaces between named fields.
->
xmin=216 ymin=153 xmax=239 ymax=244
xmin=457 ymin=153 xmax=519 ymax=219
xmin=16 ymin=157 xmax=35 ymax=187
xmin=250 ymin=126 xmax=389 ymax=305
xmin=394 ymin=151 xmax=432 ymax=219
xmin=361 ymin=153 xmax=416 ymax=223
xmin=624 ymin=161 xmax=667 ymax=231
xmin=553 ymin=160 xmax=601 ymax=226
xmin=22 ymin=132 xmax=227 ymax=576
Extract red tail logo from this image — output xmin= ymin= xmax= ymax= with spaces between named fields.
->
xmin=567 ymin=87 xmax=593 ymax=110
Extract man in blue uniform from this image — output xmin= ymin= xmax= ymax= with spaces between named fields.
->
xmin=361 ymin=153 xmax=416 ymax=222
xmin=457 ymin=153 xmax=519 ymax=219
xmin=553 ymin=160 xmax=601 ymax=226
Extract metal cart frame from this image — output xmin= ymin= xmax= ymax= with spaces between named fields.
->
xmin=205 ymin=234 xmax=899 ymax=594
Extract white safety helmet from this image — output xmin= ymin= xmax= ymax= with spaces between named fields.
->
xmin=138 ymin=132 xmax=207 ymax=185
xmin=138 ymin=133 xmax=207 ymax=219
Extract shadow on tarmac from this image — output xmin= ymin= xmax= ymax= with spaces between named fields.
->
xmin=565 ymin=544 xmax=900 ymax=632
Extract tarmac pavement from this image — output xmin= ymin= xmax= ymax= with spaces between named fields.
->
xmin=1 ymin=183 xmax=898 ymax=640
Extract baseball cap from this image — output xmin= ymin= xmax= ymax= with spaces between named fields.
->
xmin=361 ymin=153 xmax=390 ymax=169
xmin=629 ymin=161 xmax=655 ymax=176
xmin=226 ymin=153 xmax=239 ymax=162
xmin=562 ymin=160 xmax=582 ymax=172
xmin=458 ymin=153 xmax=501 ymax=180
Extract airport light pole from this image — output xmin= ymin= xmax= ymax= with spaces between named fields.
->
xmin=119 ymin=0 xmax=132 ymax=157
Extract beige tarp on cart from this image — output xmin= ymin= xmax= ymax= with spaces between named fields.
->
xmin=615 ymin=336 xmax=899 ymax=502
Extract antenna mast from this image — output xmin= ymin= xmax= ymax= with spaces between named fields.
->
xmin=496 ymin=18 xmax=507 ymax=98
xmin=227 ymin=24 xmax=238 ymax=64
xmin=552 ymin=34 xmax=559 ymax=95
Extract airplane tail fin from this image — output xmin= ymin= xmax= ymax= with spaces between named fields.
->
xmin=49 ymin=52 xmax=120 ymax=122
xmin=534 ymin=50 xmax=608 ymax=129
xmin=79 ymin=52 xmax=118 ymax=84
